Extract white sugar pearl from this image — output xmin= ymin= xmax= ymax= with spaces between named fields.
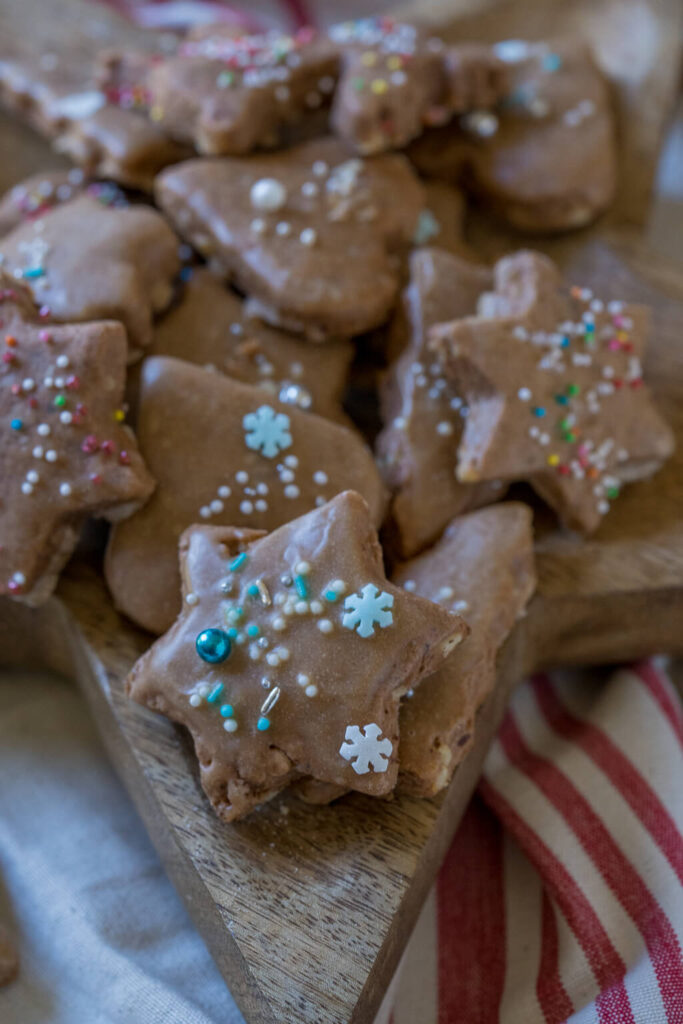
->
xmin=223 ymin=719 xmax=238 ymax=733
xmin=295 ymin=601 xmax=308 ymax=614
xmin=318 ymin=619 xmax=333 ymax=634
xmin=43 ymin=376 xmax=54 ymax=388
xmin=45 ymin=450 xmax=57 ymax=462
xmin=279 ymin=469 xmax=295 ymax=484
xmin=59 ymin=483 xmax=72 ymax=497
xmin=312 ymin=160 xmax=328 ymax=177
xmin=276 ymin=221 xmax=291 ymax=236
xmin=256 ymin=482 xmax=269 ymax=495
xmin=218 ymin=485 xmax=231 ymax=498
xmin=299 ymin=228 xmax=317 ymax=247
xmin=32 ymin=446 xmax=44 ymax=459
xmin=56 ymin=355 xmax=69 ymax=368
xmin=284 ymin=455 xmax=298 ymax=468
xmin=250 ymin=178 xmax=287 ymax=213
xmin=255 ymin=500 xmax=268 ymax=512
xmin=295 ymin=561 xmax=310 ymax=574
xmin=250 ymin=218 xmax=266 ymax=235
xmin=27 ymin=470 xmax=39 ymax=484
xmin=22 ymin=378 xmax=35 ymax=391
xmin=301 ymin=181 xmax=318 ymax=198
xmin=272 ymin=616 xmax=286 ymax=631
xmin=313 ymin=470 xmax=327 ymax=485
xmin=403 ymin=580 xmax=416 ymax=592
xmin=436 ymin=421 xmax=453 ymax=436
xmin=240 ymin=500 xmax=254 ymax=514
xmin=309 ymin=600 xmax=323 ymax=615
xmin=12 ymin=572 xmax=26 ymax=585
xmin=330 ymin=579 xmax=346 ymax=594
xmin=518 ymin=387 xmax=532 ymax=401
xmin=199 ymin=506 xmax=211 ymax=518
xmin=185 ymin=593 xmax=199 ymax=606
xmin=305 ymin=684 xmax=318 ymax=698
xmin=297 ymin=673 xmax=309 ymax=686
xmin=284 ymin=485 xmax=300 ymax=499
xmin=236 ymin=470 xmax=249 ymax=484
xmin=210 ymin=499 xmax=223 ymax=514
xmin=189 ymin=694 xmax=202 ymax=707
xmin=275 ymin=647 xmax=289 ymax=661
xmin=37 ymin=423 xmax=50 ymax=436
xmin=21 ymin=482 xmax=33 ymax=495
xmin=59 ymin=411 xmax=72 ymax=424
xmin=266 ymin=653 xmax=280 ymax=666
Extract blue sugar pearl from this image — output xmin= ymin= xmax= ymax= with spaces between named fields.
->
xmin=246 ymin=623 xmax=260 ymax=638
xmin=532 ymin=406 xmax=547 ymax=418
xmin=543 ymin=53 xmax=562 ymax=72
xmin=220 ymin=704 xmax=234 ymax=718
xmin=195 ymin=628 xmax=232 ymax=664
xmin=10 ymin=418 xmax=23 ymax=431
xmin=324 ymin=589 xmax=338 ymax=603
xmin=227 ymin=627 xmax=239 ymax=639
xmin=247 ymin=584 xmax=260 ymax=598
xmin=561 ymin=336 xmax=570 ymax=348
xmin=257 ymin=717 xmax=271 ymax=732
xmin=207 ymin=683 xmax=225 ymax=704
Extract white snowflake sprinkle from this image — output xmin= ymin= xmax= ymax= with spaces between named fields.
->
xmin=339 ymin=724 xmax=393 ymax=775
xmin=342 ymin=584 xmax=394 ymax=638
xmin=243 ymin=405 xmax=292 ymax=458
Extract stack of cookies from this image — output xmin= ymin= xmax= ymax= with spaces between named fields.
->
xmin=0 ymin=17 xmax=674 ymax=822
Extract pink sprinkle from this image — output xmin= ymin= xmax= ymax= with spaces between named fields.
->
xmin=2 ymin=352 xmax=14 ymax=364
xmin=38 ymin=305 xmax=51 ymax=319
xmin=613 ymin=315 xmax=625 ymax=328
xmin=39 ymin=329 xmax=53 ymax=343
xmin=81 ymin=435 xmax=99 ymax=454
xmin=100 ymin=440 xmax=115 ymax=455
xmin=89 ymin=473 xmax=103 ymax=484
xmin=608 ymin=339 xmax=621 ymax=351
xmin=118 ymin=451 xmax=131 ymax=465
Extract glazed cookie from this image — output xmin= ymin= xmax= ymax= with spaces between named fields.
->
xmin=0 ymin=169 xmax=101 ymax=237
xmin=0 ymin=193 xmax=180 ymax=359
xmin=430 ymin=251 xmax=675 ymax=533
xmin=377 ymin=248 xmax=504 ymax=558
xmin=155 ymin=136 xmax=425 ymax=339
xmin=329 ymin=19 xmax=506 ymax=155
xmin=0 ymin=48 xmax=189 ymax=192
xmin=146 ymin=268 xmax=353 ymax=423
xmin=0 ymin=273 xmax=154 ymax=605
xmin=105 ymin=357 xmax=386 ymax=634
xmin=126 ymin=491 xmax=467 ymax=820
xmin=395 ymin=503 xmax=535 ymax=796
xmin=99 ymin=26 xmax=338 ymax=156
xmin=408 ymin=39 xmax=616 ymax=233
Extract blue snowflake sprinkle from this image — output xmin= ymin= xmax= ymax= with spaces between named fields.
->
xmin=243 ymin=405 xmax=292 ymax=458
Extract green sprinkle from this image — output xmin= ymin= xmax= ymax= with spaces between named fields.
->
xmin=352 ymin=77 xmax=365 ymax=91
xmin=567 ymin=384 xmax=580 ymax=396
xmin=229 ymin=552 xmax=247 ymax=572
xmin=54 ymin=394 xmax=66 ymax=408
xmin=294 ymin=574 xmax=309 ymax=599
xmin=607 ymin=486 xmax=620 ymax=500
xmin=207 ymin=683 xmax=224 ymax=704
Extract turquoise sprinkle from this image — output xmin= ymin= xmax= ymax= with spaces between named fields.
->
xmin=554 ymin=394 xmax=569 ymax=406
xmin=257 ymin=717 xmax=271 ymax=732
xmin=324 ymin=589 xmax=338 ymax=603
xmin=532 ymin=407 xmax=546 ymax=418
xmin=227 ymin=627 xmax=238 ymax=639
xmin=220 ymin=704 xmax=234 ymax=718
xmin=247 ymin=583 xmax=259 ymax=598
xmin=229 ymin=552 xmax=248 ymax=572
xmin=207 ymin=683 xmax=224 ymax=704
xmin=246 ymin=623 xmax=260 ymax=638
xmin=542 ymin=53 xmax=562 ymax=72
xmin=561 ymin=336 xmax=570 ymax=348
xmin=10 ymin=418 xmax=22 ymax=431
xmin=23 ymin=267 xmax=45 ymax=279
xmin=294 ymin=574 xmax=309 ymax=599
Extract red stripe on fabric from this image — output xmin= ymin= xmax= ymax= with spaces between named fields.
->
xmin=498 ymin=711 xmax=683 ymax=1021
xmin=436 ymin=796 xmax=506 ymax=1024
xmin=531 ymin=674 xmax=683 ymax=885
xmin=634 ymin=661 xmax=683 ymax=746
xmin=480 ymin=777 xmax=635 ymax=1024
xmin=537 ymin=890 xmax=574 ymax=1023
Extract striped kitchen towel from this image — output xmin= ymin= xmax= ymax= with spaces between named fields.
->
xmin=383 ymin=661 xmax=683 ymax=1024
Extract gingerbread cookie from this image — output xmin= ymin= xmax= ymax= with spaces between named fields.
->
xmin=0 ymin=169 xmax=97 ymax=237
xmin=0 ymin=924 xmax=18 ymax=987
xmin=409 ymin=39 xmax=616 ymax=233
xmin=329 ymin=19 xmax=506 ymax=155
xmin=377 ymin=248 xmax=504 ymax=558
xmin=430 ymin=251 xmax=675 ymax=532
xmin=0 ymin=273 xmax=153 ymax=605
xmin=126 ymin=491 xmax=467 ymax=820
xmin=395 ymin=503 xmax=535 ymax=795
xmin=0 ymin=48 xmax=189 ymax=192
xmin=145 ymin=268 xmax=353 ymax=423
xmin=0 ymin=193 xmax=180 ymax=359
xmin=99 ymin=26 xmax=339 ymax=156
xmin=155 ymin=136 xmax=425 ymax=339
xmin=106 ymin=357 xmax=386 ymax=634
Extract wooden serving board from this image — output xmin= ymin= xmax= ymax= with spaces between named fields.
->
xmin=0 ymin=232 xmax=681 ymax=1024
xmin=1 ymin=2 xmax=683 ymax=1022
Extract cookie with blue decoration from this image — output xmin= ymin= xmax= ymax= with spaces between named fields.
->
xmin=105 ymin=357 xmax=386 ymax=635
xmin=126 ymin=490 xmax=467 ymax=821
xmin=0 ymin=272 xmax=154 ymax=606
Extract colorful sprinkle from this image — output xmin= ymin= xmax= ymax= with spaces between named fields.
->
xmin=195 ymin=628 xmax=232 ymax=664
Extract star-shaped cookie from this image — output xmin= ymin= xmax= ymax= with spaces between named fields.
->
xmin=0 ymin=273 xmax=154 ymax=605
xmin=99 ymin=25 xmax=339 ymax=156
xmin=377 ymin=248 xmax=504 ymax=557
xmin=329 ymin=19 xmax=506 ymax=155
xmin=0 ymin=193 xmax=180 ymax=359
xmin=126 ymin=491 xmax=467 ymax=821
xmin=145 ymin=268 xmax=353 ymax=423
xmin=430 ymin=251 xmax=675 ymax=532
xmin=106 ymin=356 xmax=386 ymax=635
xmin=155 ymin=136 xmax=425 ymax=339
xmin=394 ymin=503 xmax=535 ymax=796
xmin=408 ymin=39 xmax=616 ymax=233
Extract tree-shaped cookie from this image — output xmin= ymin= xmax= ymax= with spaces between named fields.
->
xmin=105 ymin=357 xmax=386 ymax=635
xmin=377 ymin=248 xmax=504 ymax=557
xmin=430 ymin=251 xmax=675 ymax=532
xmin=99 ymin=25 xmax=339 ymax=156
xmin=329 ymin=18 xmax=506 ymax=155
xmin=155 ymin=136 xmax=425 ymax=338
xmin=0 ymin=194 xmax=180 ymax=359
xmin=147 ymin=268 xmax=353 ymax=423
xmin=126 ymin=491 xmax=467 ymax=821
xmin=0 ymin=274 xmax=153 ymax=605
